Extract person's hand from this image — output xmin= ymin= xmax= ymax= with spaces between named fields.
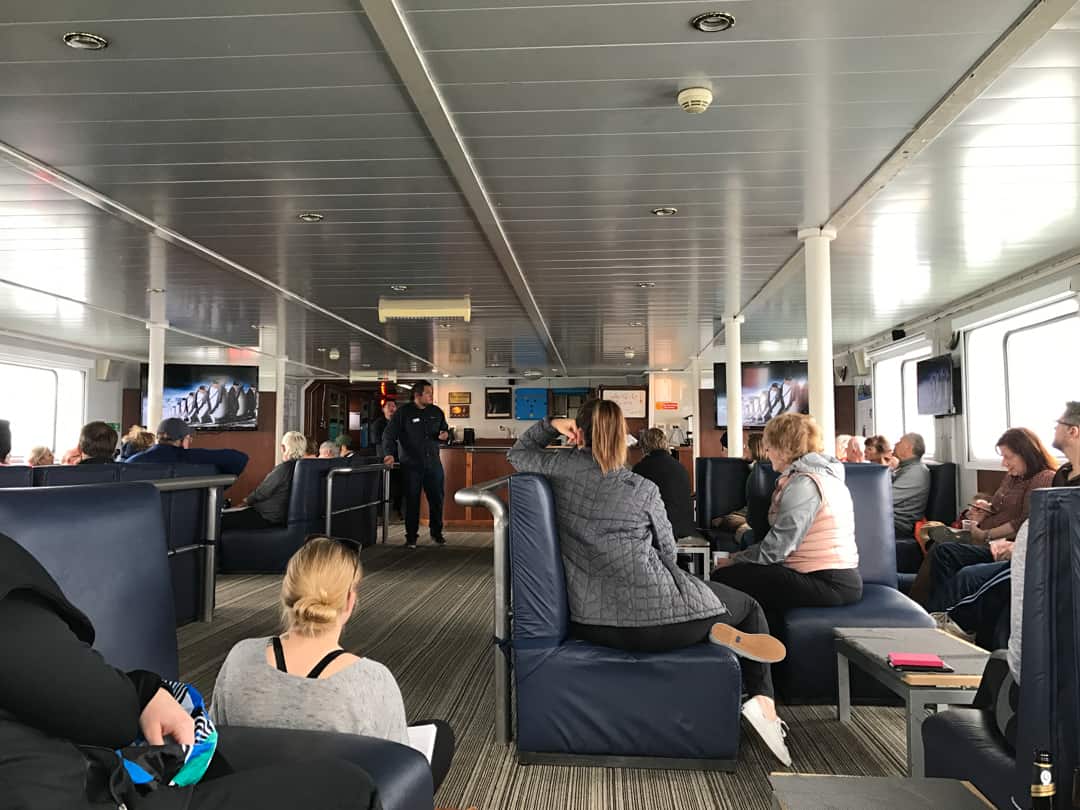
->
xmin=885 ymin=454 xmax=899 ymax=470
xmin=969 ymin=526 xmax=988 ymax=543
xmin=550 ymin=418 xmax=583 ymax=446
xmin=382 ymin=455 xmax=395 ymax=467
xmin=990 ymin=539 xmax=1013 ymax=561
xmin=438 ymin=431 xmax=449 ymax=441
xmin=140 ymin=688 xmax=195 ymax=747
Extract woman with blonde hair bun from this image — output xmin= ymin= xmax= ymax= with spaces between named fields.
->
xmin=211 ymin=536 xmax=455 ymax=788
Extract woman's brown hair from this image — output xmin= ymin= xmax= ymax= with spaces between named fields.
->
xmin=576 ymin=399 xmax=628 ymax=474
xmin=996 ymin=427 xmax=1059 ymax=478
xmin=745 ymin=432 xmax=767 ymax=463
xmin=864 ymin=435 xmax=891 ymax=455
xmin=762 ymin=413 xmax=824 ymax=464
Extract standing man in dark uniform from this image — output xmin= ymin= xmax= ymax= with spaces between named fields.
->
xmin=371 ymin=399 xmax=401 ymax=519
xmin=382 ymin=381 xmax=448 ymax=548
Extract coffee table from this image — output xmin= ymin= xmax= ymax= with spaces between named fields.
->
xmin=769 ymin=773 xmax=994 ymax=809
xmin=834 ymin=627 xmax=990 ymax=778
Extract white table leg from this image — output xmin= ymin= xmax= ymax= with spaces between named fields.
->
xmin=837 ymin=652 xmax=852 ymax=723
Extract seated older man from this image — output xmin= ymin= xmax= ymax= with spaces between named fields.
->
xmin=891 ymin=432 xmax=931 ymax=539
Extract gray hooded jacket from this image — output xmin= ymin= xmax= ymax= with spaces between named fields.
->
xmin=507 ymin=419 xmax=724 ymax=627
xmin=737 ymin=452 xmax=858 ymax=567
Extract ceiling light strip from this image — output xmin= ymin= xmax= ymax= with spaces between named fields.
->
xmin=359 ymin=0 xmax=567 ymax=375
xmin=709 ymin=0 xmax=1076 ymax=355
xmin=0 ymin=139 xmax=434 ymax=369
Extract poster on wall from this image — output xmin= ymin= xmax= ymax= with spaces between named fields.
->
xmin=601 ymin=388 xmax=647 ymax=419
xmin=449 ymin=404 xmax=470 ymax=419
xmin=855 ymin=384 xmax=873 ymax=438
xmin=485 ymin=387 xmax=512 ymax=419
xmin=448 ymin=391 xmax=471 ymax=405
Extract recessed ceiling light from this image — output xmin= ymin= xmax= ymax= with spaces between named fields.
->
xmin=442 ymin=373 xmax=450 ymax=378
xmin=439 ymin=323 xmax=451 ymax=329
xmin=662 ymin=367 xmax=670 ymax=372
xmin=249 ymin=323 xmax=260 ymax=329
xmin=472 ymin=346 xmax=481 ymax=352
xmin=432 ymin=367 xmax=439 ymax=373
xmin=316 ymin=347 xmax=326 ymax=352
xmin=63 ymin=32 xmax=109 ymax=50
xmin=690 ymin=11 xmax=735 ymax=33
xmin=629 ymin=321 xmax=644 ymax=327
xmin=390 ymin=284 xmax=408 ymax=293
xmin=328 ymin=348 xmax=340 ymax=360
xmin=297 ymin=212 xmax=324 ymax=223
xmin=637 ymin=281 xmax=656 ymax=289
xmin=651 ymin=206 xmax=678 ymax=217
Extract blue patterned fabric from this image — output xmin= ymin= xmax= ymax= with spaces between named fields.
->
xmin=118 ymin=680 xmax=217 ymax=788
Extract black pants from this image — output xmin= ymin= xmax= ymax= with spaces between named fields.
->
xmin=711 ymin=564 xmax=862 ymax=634
xmin=411 ymin=718 xmax=455 ymax=792
xmin=928 ymin=542 xmax=994 ymax=612
xmin=571 ymin=581 xmax=774 ymax=699
xmin=403 ymin=463 xmax=445 ymax=543
xmin=221 ymin=507 xmax=276 ymax=532
xmin=182 ymin=758 xmax=380 ymax=810
xmin=947 ymin=564 xmax=1012 ymax=649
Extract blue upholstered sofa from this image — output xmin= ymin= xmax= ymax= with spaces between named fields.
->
xmin=0 ymin=482 xmax=433 ymax=810
xmin=219 ymin=457 xmax=381 ymax=573
xmin=3 ymin=462 xmax=223 ymax=625
xmin=696 ymin=458 xmax=934 ymax=703
xmin=507 ymin=473 xmax=743 ymax=768
xmin=922 ymin=487 xmax=1080 ymax=809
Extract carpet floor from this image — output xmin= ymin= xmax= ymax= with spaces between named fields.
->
xmin=178 ymin=527 xmax=909 ymax=810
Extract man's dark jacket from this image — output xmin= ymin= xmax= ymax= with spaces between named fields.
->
xmin=632 ymin=449 xmax=698 ymax=540
xmin=379 ymin=402 xmax=447 ymax=468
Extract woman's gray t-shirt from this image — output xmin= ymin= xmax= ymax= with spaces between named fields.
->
xmin=209 ymin=637 xmax=409 ymax=746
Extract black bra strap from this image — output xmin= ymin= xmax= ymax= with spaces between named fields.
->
xmin=271 ymin=636 xmax=287 ymax=673
xmin=307 ymin=649 xmax=348 ymax=679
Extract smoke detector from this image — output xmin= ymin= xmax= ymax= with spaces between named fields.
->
xmin=677 ymin=87 xmax=713 ymax=114
xmin=623 ymin=348 xmax=636 ymax=360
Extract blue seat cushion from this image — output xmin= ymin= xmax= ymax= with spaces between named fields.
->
xmin=515 ymin=639 xmax=742 ymax=760
xmin=777 ymin=584 xmax=934 ymax=702
xmin=923 ymin=708 xmax=1014 ymax=810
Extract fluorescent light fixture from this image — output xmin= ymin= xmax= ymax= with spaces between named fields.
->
xmin=378 ymin=295 xmax=471 ymax=323
xmin=348 ymin=370 xmax=398 ymax=382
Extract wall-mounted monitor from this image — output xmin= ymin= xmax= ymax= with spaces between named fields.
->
xmin=714 ymin=361 xmax=809 ymax=428
xmin=141 ymin=364 xmax=260 ymax=430
xmin=916 ymin=354 xmax=960 ymax=416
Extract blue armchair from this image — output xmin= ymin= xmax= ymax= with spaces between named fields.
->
xmin=507 ymin=473 xmax=743 ymax=768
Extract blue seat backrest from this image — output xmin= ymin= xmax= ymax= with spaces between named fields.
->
xmin=117 ymin=463 xmax=176 ymax=482
xmin=33 ymin=463 xmax=120 ymax=486
xmin=695 ymin=457 xmax=750 ymax=529
xmin=0 ymin=482 xmax=179 ymax=677
xmin=0 ymin=465 xmax=33 ymax=488
xmin=925 ymin=462 xmax=958 ymax=524
xmin=842 ymin=463 xmax=897 ymax=587
xmin=288 ymin=458 xmax=348 ymax=526
xmin=746 ymin=462 xmax=781 ymax=539
xmin=508 ymin=474 xmax=568 ymax=642
xmin=1015 ymin=487 xmax=1080 ymax=804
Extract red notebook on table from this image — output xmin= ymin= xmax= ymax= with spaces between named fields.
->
xmin=888 ymin=652 xmax=953 ymax=672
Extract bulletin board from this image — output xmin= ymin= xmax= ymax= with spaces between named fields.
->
xmin=514 ymin=388 xmax=548 ymax=421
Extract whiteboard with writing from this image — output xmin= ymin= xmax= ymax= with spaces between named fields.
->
xmin=601 ymin=388 xmax=647 ymax=418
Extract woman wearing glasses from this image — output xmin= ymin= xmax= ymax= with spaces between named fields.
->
xmin=210 ymin=537 xmax=455 ymax=789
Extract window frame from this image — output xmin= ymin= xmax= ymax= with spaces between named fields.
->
xmin=0 ymin=348 xmax=90 ymax=462
xmin=962 ymin=299 xmax=1079 ymax=467
xmin=870 ymin=338 xmax=934 ymax=459
xmin=0 ymin=360 xmax=61 ymax=454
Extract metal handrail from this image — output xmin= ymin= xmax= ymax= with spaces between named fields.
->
xmin=455 ymin=474 xmax=512 ymax=746
xmin=151 ymin=475 xmax=235 ymax=624
xmin=325 ymin=463 xmax=396 ymax=544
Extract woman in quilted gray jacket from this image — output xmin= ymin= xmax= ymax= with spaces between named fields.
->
xmin=508 ymin=399 xmax=792 ymax=765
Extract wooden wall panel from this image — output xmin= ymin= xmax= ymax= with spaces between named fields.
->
xmin=192 ymin=392 xmax=277 ymax=504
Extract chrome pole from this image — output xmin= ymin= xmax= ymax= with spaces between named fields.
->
xmin=201 ymin=486 xmax=220 ymax=623
xmin=382 ymin=465 xmax=391 ymax=544
xmin=456 ymin=476 xmax=512 ymax=745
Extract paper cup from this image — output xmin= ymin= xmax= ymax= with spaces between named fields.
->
xmin=712 ymin=551 xmax=729 ymax=567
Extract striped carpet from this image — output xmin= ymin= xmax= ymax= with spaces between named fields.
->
xmin=178 ymin=527 xmax=909 ymax=810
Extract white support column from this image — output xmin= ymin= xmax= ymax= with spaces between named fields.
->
xmin=689 ymin=357 xmax=701 ymax=468
xmin=275 ymin=356 xmax=287 ymax=443
xmin=724 ymin=314 xmax=745 ymax=459
xmin=146 ymin=288 xmax=167 ymax=428
xmin=798 ymin=226 xmax=838 ymax=452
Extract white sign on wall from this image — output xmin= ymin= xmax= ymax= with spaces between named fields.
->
xmin=601 ymin=388 xmax=647 ymax=419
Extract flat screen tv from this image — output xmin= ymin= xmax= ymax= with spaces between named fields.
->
xmin=714 ymin=361 xmax=809 ymax=428
xmin=916 ymin=354 xmax=957 ymax=416
xmin=141 ymin=364 xmax=259 ymax=430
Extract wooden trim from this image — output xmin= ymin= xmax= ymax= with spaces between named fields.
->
xmin=900 ymin=673 xmax=982 ymax=687
xmin=960 ymin=781 xmax=996 ymax=808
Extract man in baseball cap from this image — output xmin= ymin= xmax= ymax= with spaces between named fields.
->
xmin=125 ymin=416 xmax=248 ymax=476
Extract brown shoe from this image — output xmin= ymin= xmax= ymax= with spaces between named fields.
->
xmin=709 ymin=623 xmax=787 ymax=663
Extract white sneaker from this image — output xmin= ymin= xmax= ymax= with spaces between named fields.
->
xmin=741 ymin=698 xmax=792 ymax=767
xmin=930 ymin=611 xmax=975 ymax=643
